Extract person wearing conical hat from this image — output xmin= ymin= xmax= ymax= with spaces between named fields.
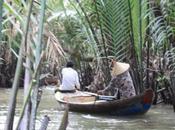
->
xmin=98 ymin=59 xmax=136 ymax=99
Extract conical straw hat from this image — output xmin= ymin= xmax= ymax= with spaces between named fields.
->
xmin=111 ymin=61 xmax=130 ymax=76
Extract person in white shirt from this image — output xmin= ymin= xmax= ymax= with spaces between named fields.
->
xmin=59 ymin=61 xmax=80 ymax=92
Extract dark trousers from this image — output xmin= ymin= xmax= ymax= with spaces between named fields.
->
xmin=55 ymin=89 xmax=76 ymax=93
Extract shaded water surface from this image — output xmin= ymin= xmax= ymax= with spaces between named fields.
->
xmin=0 ymin=88 xmax=175 ymax=130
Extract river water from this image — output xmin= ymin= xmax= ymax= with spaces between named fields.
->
xmin=1 ymin=87 xmax=175 ymax=130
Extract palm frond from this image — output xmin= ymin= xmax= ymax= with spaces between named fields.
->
xmin=96 ymin=0 xmax=131 ymax=61
xmin=45 ymin=30 xmax=65 ymax=67
xmin=3 ymin=1 xmax=23 ymax=23
xmin=144 ymin=0 xmax=175 ymax=52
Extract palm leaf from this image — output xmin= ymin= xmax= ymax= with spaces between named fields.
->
xmin=3 ymin=1 xmax=23 ymax=23
xmin=45 ymin=30 xmax=65 ymax=68
xmin=96 ymin=0 xmax=131 ymax=61
xmin=144 ymin=0 xmax=175 ymax=51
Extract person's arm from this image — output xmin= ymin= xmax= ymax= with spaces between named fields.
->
xmin=75 ymin=71 xmax=80 ymax=90
xmin=60 ymin=68 xmax=64 ymax=84
xmin=97 ymin=76 xmax=116 ymax=95
xmin=106 ymin=76 xmax=115 ymax=89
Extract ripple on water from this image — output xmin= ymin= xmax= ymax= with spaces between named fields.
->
xmin=1 ymin=88 xmax=175 ymax=130
xmin=82 ymin=114 xmax=99 ymax=119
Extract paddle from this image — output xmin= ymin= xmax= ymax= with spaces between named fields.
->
xmin=82 ymin=91 xmax=117 ymax=101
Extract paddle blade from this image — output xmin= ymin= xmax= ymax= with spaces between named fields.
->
xmin=58 ymin=105 xmax=69 ymax=130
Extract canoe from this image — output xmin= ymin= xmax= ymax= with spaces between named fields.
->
xmin=55 ymin=89 xmax=154 ymax=116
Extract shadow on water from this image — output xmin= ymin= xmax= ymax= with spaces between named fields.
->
xmin=1 ymin=87 xmax=175 ymax=130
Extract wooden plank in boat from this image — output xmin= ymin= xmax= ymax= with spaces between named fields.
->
xmin=55 ymin=90 xmax=97 ymax=103
xmin=63 ymin=96 xmax=96 ymax=103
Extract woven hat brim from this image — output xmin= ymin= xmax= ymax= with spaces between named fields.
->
xmin=111 ymin=62 xmax=130 ymax=76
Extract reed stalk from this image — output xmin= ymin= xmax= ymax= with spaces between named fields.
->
xmin=29 ymin=0 xmax=46 ymax=129
xmin=138 ymin=0 xmax=143 ymax=92
xmin=16 ymin=52 xmax=44 ymax=129
xmin=146 ymin=0 xmax=150 ymax=89
xmin=5 ymin=1 xmax=34 ymax=130
xmin=20 ymin=42 xmax=31 ymax=129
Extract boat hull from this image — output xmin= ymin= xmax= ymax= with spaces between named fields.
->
xmin=55 ymin=89 xmax=153 ymax=116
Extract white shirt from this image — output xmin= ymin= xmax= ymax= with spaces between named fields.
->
xmin=59 ymin=67 xmax=80 ymax=90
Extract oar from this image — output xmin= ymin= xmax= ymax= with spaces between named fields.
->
xmin=82 ymin=91 xmax=117 ymax=101
xmin=98 ymin=95 xmax=117 ymax=101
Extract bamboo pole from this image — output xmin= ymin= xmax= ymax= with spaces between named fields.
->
xmin=0 ymin=0 xmax=3 ymax=44
xmin=20 ymin=43 xmax=32 ymax=130
xmin=5 ymin=1 xmax=34 ymax=130
xmin=29 ymin=0 xmax=46 ymax=129
xmin=20 ymin=1 xmax=36 ymax=129
xmin=59 ymin=105 xmax=69 ymax=130
xmin=20 ymin=44 xmax=32 ymax=130
xmin=15 ymin=52 xmax=44 ymax=129
xmin=20 ymin=11 xmax=33 ymax=130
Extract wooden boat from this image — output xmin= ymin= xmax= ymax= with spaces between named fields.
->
xmin=55 ymin=89 xmax=154 ymax=116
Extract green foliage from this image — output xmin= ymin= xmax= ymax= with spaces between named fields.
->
xmin=2 ymin=0 xmax=175 ymax=91
xmin=47 ymin=0 xmax=64 ymax=12
xmin=3 ymin=2 xmax=24 ymax=24
xmin=144 ymin=0 xmax=175 ymax=54
xmin=95 ymin=0 xmax=131 ymax=61
xmin=131 ymin=0 xmax=146 ymax=61
xmin=47 ymin=0 xmax=98 ymax=60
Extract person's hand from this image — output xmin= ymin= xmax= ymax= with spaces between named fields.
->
xmin=75 ymin=85 xmax=80 ymax=90
xmin=76 ymin=88 xmax=80 ymax=91
xmin=97 ymin=90 xmax=104 ymax=95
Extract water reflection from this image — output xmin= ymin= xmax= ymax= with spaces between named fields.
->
xmin=0 ymin=88 xmax=175 ymax=130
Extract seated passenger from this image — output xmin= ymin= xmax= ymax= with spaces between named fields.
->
xmin=59 ymin=61 xmax=80 ymax=92
xmin=98 ymin=60 xmax=136 ymax=99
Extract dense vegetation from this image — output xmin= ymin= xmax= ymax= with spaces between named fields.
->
xmin=0 ymin=0 xmax=175 ymax=130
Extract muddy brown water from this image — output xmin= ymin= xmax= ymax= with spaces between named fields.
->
xmin=0 ymin=87 xmax=175 ymax=130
